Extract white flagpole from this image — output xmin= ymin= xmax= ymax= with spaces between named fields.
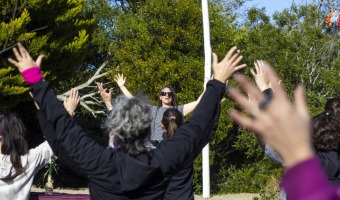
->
xmin=202 ymin=0 xmax=211 ymax=198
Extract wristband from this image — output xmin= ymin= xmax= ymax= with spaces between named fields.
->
xmin=20 ymin=67 xmax=44 ymax=85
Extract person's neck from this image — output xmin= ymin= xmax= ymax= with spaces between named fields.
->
xmin=162 ymin=104 xmax=171 ymax=107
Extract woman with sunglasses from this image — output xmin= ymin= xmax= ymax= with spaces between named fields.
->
xmin=97 ymin=74 xmax=204 ymax=144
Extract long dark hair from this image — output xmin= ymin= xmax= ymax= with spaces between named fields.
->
xmin=0 ymin=113 xmax=28 ymax=174
xmin=157 ymin=85 xmax=178 ymax=108
xmin=161 ymin=108 xmax=183 ymax=139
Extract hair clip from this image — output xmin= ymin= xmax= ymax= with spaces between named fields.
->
xmin=325 ymin=112 xmax=330 ymax=116
xmin=169 ymin=116 xmax=176 ymax=121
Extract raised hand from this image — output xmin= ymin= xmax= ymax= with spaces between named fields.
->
xmin=96 ymin=82 xmax=113 ymax=110
xmin=228 ymin=61 xmax=313 ymax=169
xmin=8 ymin=43 xmax=44 ymax=72
xmin=114 ymin=73 xmax=126 ymax=87
xmin=212 ymin=47 xmax=246 ymax=84
xmin=250 ymin=60 xmax=270 ymax=91
xmin=63 ymin=89 xmax=80 ymax=116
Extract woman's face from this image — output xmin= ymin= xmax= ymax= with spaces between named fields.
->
xmin=159 ymin=87 xmax=173 ymax=106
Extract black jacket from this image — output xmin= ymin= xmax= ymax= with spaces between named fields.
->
xmin=30 ymin=79 xmax=224 ymax=199
xmin=317 ymin=151 xmax=340 ymax=185
xmin=163 ymin=161 xmax=194 ymax=200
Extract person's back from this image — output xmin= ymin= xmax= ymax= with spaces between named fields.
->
xmin=0 ymin=113 xmax=53 ymax=200
xmin=160 ymin=108 xmax=194 ymax=200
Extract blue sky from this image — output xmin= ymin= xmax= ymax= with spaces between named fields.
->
xmin=244 ymin=0 xmax=296 ymax=16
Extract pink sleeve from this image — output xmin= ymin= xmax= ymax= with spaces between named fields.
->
xmin=20 ymin=67 xmax=44 ymax=85
xmin=281 ymin=156 xmax=340 ymax=200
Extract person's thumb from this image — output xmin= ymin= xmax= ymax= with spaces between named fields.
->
xmin=36 ymin=55 xmax=45 ymax=67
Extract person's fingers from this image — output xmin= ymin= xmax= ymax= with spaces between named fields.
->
xmin=76 ymin=91 xmax=80 ymax=103
xmin=74 ymin=90 xmax=78 ymax=99
xmin=109 ymin=88 xmax=113 ymax=94
xmin=228 ymin=87 xmax=258 ymax=114
xmin=96 ymin=82 xmax=104 ymax=91
xmin=231 ymin=55 xmax=245 ymax=69
xmin=254 ymin=61 xmax=259 ymax=74
xmin=114 ymin=75 xmax=119 ymax=82
xmin=294 ymin=85 xmax=309 ymax=119
xmin=234 ymin=63 xmax=247 ymax=72
xmin=36 ymin=55 xmax=45 ymax=67
xmin=234 ymin=75 xmax=263 ymax=100
xmin=18 ymin=43 xmax=28 ymax=59
xmin=212 ymin=53 xmax=218 ymax=67
xmin=229 ymin=109 xmax=255 ymax=131
xmin=70 ymin=89 xmax=75 ymax=99
xmin=264 ymin=62 xmax=287 ymax=101
xmin=12 ymin=47 xmax=21 ymax=61
xmin=224 ymin=46 xmax=237 ymax=61
xmin=228 ymin=51 xmax=241 ymax=64
xmin=250 ymin=68 xmax=256 ymax=77
xmin=7 ymin=58 xmax=19 ymax=67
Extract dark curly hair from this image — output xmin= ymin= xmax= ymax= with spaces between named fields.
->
xmin=105 ymin=93 xmax=153 ymax=155
xmin=325 ymin=98 xmax=340 ymax=119
xmin=312 ymin=111 xmax=340 ymax=152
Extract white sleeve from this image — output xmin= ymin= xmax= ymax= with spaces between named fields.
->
xmin=28 ymin=141 xmax=54 ymax=170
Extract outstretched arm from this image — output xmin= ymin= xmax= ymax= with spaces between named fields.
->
xmin=114 ymin=73 xmax=133 ymax=98
xmin=9 ymin=43 xmax=110 ymax=178
xmin=182 ymin=91 xmax=204 ymax=116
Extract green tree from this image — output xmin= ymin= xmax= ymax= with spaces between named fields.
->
xmin=0 ymin=0 xmax=96 ymax=110
xmin=219 ymin=2 xmax=340 ymax=195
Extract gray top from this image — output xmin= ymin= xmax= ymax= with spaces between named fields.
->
xmin=149 ymin=105 xmax=184 ymax=141
xmin=265 ymin=144 xmax=283 ymax=164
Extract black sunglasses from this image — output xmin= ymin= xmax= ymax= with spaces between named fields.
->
xmin=160 ymin=92 xmax=173 ymax=97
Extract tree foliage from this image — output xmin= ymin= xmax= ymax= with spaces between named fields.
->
xmin=1 ymin=0 xmax=339 ymax=195
xmin=0 ymin=0 xmax=96 ymax=110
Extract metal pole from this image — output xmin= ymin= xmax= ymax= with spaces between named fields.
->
xmin=201 ymin=0 xmax=211 ymax=198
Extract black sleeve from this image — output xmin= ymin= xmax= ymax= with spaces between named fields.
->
xmin=30 ymin=80 xmax=112 ymax=178
xmin=155 ymin=79 xmax=224 ymax=176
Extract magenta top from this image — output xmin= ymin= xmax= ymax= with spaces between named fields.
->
xmin=281 ymin=156 xmax=340 ymax=200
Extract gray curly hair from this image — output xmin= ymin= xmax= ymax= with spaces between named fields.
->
xmin=105 ymin=93 xmax=153 ymax=155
